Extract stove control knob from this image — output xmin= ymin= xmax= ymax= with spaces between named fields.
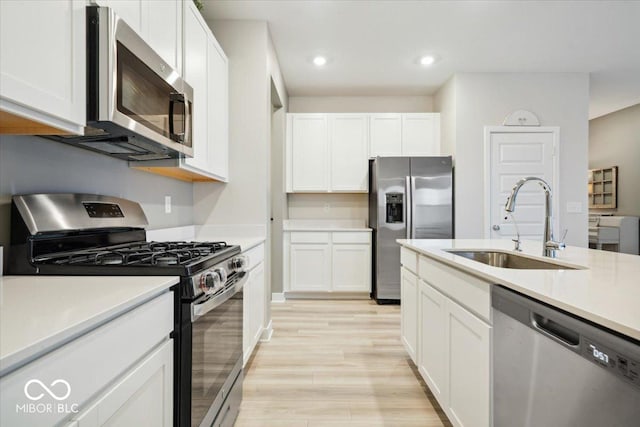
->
xmin=214 ymin=268 xmax=228 ymax=285
xmin=200 ymin=271 xmax=222 ymax=295
xmin=230 ymin=256 xmax=248 ymax=273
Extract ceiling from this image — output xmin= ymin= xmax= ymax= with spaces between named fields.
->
xmin=202 ymin=1 xmax=640 ymax=118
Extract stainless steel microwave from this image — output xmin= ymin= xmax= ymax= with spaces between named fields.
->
xmin=51 ymin=6 xmax=193 ymax=161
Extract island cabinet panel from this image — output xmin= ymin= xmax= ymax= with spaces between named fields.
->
xmin=401 ymin=267 xmax=419 ymax=363
xmin=446 ymin=299 xmax=491 ymax=427
xmin=418 ymin=280 xmax=447 ymax=403
xmin=418 ymin=254 xmax=491 ymax=322
xmin=402 ymin=248 xmax=492 ymax=427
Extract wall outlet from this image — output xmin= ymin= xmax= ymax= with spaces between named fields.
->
xmin=165 ymin=196 xmax=172 ymax=214
xmin=323 ymin=203 xmax=331 ymax=213
xmin=566 ymin=202 xmax=582 ymax=213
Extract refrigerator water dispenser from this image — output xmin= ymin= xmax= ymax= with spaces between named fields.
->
xmin=386 ymin=193 xmax=404 ymax=223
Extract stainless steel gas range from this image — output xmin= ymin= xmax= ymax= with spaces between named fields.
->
xmin=8 ymin=193 xmax=246 ymax=427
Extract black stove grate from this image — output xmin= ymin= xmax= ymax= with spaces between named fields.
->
xmin=34 ymin=241 xmax=230 ymax=267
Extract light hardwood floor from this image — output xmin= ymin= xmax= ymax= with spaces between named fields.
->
xmin=235 ymin=299 xmax=452 ymax=427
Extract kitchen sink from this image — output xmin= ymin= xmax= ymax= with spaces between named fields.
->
xmin=446 ymin=250 xmax=583 ymax=270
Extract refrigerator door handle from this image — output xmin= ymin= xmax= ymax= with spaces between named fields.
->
xmin=410 ymin=176 xmax=417 ymax=239
xmin=405 ymin=175 xmax=412 ymax=239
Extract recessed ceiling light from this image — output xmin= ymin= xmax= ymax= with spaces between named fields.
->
xmin=313 ymin=56 xmax=327 ymax=67
xmin=420 ymin=55 xmax=435 ymax=66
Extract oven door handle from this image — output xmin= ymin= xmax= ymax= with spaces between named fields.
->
xmin=191 ymin=272 xmax=248 ymax=322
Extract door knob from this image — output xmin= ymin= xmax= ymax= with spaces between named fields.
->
xmin=492 ymin=225 xmax=501 ymax=231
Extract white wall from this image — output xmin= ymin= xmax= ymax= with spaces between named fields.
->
xmin=451 ymin=73 xmax=590 ymax=246
xmin=589 ymin=103 xmax=640 ymax=216
xmin=288 ymin=95 xmax=433 ymax=113
xmin=433 ymin=76 xmax=457 ymax=157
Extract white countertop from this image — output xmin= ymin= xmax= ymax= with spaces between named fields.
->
xmin=397 ymin=239 xmax=640 ymax=341
xmin=0 ymin=275 xmax=178 ymax=376
xmin=283 ymin=219 xmax=371 ymax=232
xmin=146 ymin=225 xmax=266 ymax=252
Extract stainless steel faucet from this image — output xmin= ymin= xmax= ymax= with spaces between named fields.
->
xmin=504 ymin=177 xmax=565 ymax=258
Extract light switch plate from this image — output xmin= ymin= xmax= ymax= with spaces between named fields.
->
xmin=165 ymin=196 xmax=172 ymax=214
xmin=566 ymin=202 xmax=583 ymax=213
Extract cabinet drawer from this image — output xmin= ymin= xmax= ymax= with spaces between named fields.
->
xmin=243 ymin=243 xmax=264 ymax=270
xmin=332 ymin=232 xmax=371 ymax=244
xmin=290 ymin=232 xmax=330 ymax=244
xmin=401 ymin=247 xmax=418 ymax=274
xmin=0 ymin=292 xmax=173 ymax=427
xmin=419 ymin=256 xmax=491 ymax=322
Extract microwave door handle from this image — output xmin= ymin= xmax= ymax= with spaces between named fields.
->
xmin=169 ymin=92 xmax=185 ymax=143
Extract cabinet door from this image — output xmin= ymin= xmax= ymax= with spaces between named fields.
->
xmin=400 ymin=267 xmax=418 ymax=363
xmin=330 ymin=114 xmax=368 ymax=191
xmin=252 ymin=262 xmax=265 ymax=343
xmin=290 ymin=244 xmax=330 ymax=291
xmin=183 ymin=2 xmax=209 ymax=171
xmin=207 ymin=37 xmax=229 ymax=181
xmin=446 ymin=300 xmax=491 ymax=427
xmin=418 ymin=280 xmax=447 ymax=403
xmin=0 ymin=0 xmax=85 ymax=133
xmin=331 ymin=244 xmax=370 ymax=292
xmin=242 ymin=269 xmax=254 ymax=361
xmin=402 ymin=113 xmax=440 ymax=156
xmin=73 ymin=340 xmax=173 ymax=427
xmin=291 ymin=114 xmax=329 ymax=191
xmin=369 ymin=114 xmax=402 ymax=157
xmin=95 ymin=0 xmax=143 ymax=34
xmin=143 ymin=0 xmax=182 ymax=73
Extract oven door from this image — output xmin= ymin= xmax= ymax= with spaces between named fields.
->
xmin=87 ymin=6 xmax=193 ymax=158
xmin=186 ymin=274 xmax=246 ymax=427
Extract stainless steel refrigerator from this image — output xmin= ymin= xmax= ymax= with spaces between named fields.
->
xmin=369 ymin=156 xmax=454 ymax=303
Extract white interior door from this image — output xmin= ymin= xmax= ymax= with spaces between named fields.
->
xmin=487 ymin=128 xmax=557 ymax=241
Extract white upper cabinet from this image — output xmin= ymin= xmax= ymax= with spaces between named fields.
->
xmin=0 ymin=0 xmax=85 ymax=134
xmin=143 ymin=0 xmax=183 ymax=73
xmin=289 ymin=114 xmax=329 ymax=192
xmin=402 ymin=113 xmax=441 ymax=156
xmin=330 ymin=114 xmax=369 ymax=192
xmin=207 ymin=38 xmax=229 ymax=181
xmin=183 ymin=2 xmax=210 ymax=173
xmin=369 ymin=114 xmax=402 ymax=157
xmin=286 ymin=113 xmax=368 ymax=193
xmin=137 ymin=0 xmax=229 ymax=182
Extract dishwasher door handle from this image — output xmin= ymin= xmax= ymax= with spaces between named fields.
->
xmin=531 ymin=312 xmax=580 ymax=349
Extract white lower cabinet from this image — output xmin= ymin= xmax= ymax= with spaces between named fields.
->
xmin=72 ymin=339 xmax=173 ymax=427
xmin=285 ymin=231 xmax=371 ymax=295
xmin=243 ymin=259 xmax=265 ymax=365
xmin=331 ymin=243 xmax=371 ymax=291
xmin=418 ymin=280 xmax=447 ymax=402
xmin=403 ymin=249 xmax=492 ymax=427
xmin=401 ymin=267 xmax=418 ymax=363
xmin=290 ymin=243 xmax=331 ymax=291
xmin=446 ymin=299 xmax=491 ymax=427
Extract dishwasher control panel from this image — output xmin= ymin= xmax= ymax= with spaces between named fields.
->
xmin=582 ymin=337 xmax=640 ymax=388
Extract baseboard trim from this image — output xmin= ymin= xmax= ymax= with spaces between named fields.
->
xmin=260 ymin=320 xmax=273 ymax=342
xmin=283 ymin=291 xmax=371 ymax=300
xmin=271 ymin=292 xmax=286 ymax=303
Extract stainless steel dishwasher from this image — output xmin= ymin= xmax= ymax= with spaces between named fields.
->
xmin=492 ymin=286 xmax=640 ymax=427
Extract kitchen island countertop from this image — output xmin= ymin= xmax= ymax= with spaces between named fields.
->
xmin=397 ymin=239 xmax=640 ymax=341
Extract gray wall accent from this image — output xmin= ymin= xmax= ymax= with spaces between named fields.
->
xmin=589 ymin=103 xmax=640 ymax=216
xmin=0 ymin=135 xmax=194 ymax=267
